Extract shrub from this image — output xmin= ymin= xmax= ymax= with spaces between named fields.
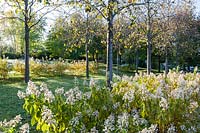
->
xmin=13 ymin=71 xmax=200 ymax=132
xmin=13 ymin=60 xmax=25 ymax=75
xmin=0 ymin=57 xmax=9 ymax=79
xmin=67 ymin=60 xmax=97 ymax=75
xmin=112 ymin=70 xmax=200 ymax=132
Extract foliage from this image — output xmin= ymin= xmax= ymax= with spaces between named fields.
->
xmin=12 ymin=60 xmax=25 ymax=75
xmin=112 ymin=70 xmax=200 ymax=132
xmin=67 ymin=60 xmax=97 ymax=75
xmin=13 ymin=71 xmax=200 ymax=132
xmin=0 ymin=57 xmax=10 ymax=79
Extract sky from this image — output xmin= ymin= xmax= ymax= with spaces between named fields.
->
xmin=194 ymin=0 xmax=200 ymax=15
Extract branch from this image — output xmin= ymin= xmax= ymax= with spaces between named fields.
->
xmin=29 ymin=5 xmax=61 ymax=29
xmin=118 ymin=2 xmax=145 ymax=12
xmin=0 ymin=16 xmax=24 ymax=22
xmin=91 ymin=5 xmax=107 ymax=19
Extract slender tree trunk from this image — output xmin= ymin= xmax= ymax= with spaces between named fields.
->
xmin=158 ymin=55 xmax=161 ymax=73
xmin=165 ymin=48 xmax=168 ymax=78
xmin=176 ymin=43 xmax=179 ymax=68
xmin=86 ymin=13 xmax=89 ymax=79
xmin=106 ymin=1 xmax=114 ymax=89
xmin=24 ymin=0 xmax=30 ymax=83
xmin=117 ymin=46 xmax=119 ymax=75
xmin=96 ymin=52 xmax=98 ymax=68
xmin=135 ymin=48 xmax=139 ymax=74
xmin=147 ymin=0 xmax=152 ymax=75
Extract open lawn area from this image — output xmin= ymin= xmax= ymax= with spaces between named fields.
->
xmin=0 ymin=73 xmax=106 ymax=121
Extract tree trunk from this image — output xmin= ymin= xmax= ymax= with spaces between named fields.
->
xmin=117 ymin=46 xmax=119 ymax=75
xmin=165 ymin=48 xmax=168 ymax=78
xmin=24 ymin=0 xmax=30 ymax=83
xmin=86 ymin=13 xmax=89 ymax=79
xmin=106 ymin=0 xmax=114 ymax=89
xmin=158 ymin=55 xmax=161 ymax=73
xmin=147 ymin=0 xmax=152 ymax=75
xmin=135 ymin=48 xmax=139 ymax=74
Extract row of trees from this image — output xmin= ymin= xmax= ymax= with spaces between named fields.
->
xmin=0 ymin=0 xmax=200 ymax=87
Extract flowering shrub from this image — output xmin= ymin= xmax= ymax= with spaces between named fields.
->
xmin=0 ymin=115 xmax=29 ymax=133
xmin=15 ymin=70 xmax=200 ymax=132
xmin=13 ymin=60 xmax=25 ymax=75
xmin=67 ymin=61 xmax=97 ymax=75
xmin=112 ymin=70 xmax=200 ymax=132
xmin=0 ymin=57 xmax=9 ymax=79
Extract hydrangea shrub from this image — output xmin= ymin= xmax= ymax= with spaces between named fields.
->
xmin=2 ymin=70 xmax=200 ymax=132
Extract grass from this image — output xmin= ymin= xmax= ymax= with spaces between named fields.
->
xmin=0 ymin=62 xmax=156 ymax=122
xmin=0 ymin=70 xmax=107 ymax=121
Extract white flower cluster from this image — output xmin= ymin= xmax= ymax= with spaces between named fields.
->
xmin=40 ymin=83 xmax=55 ymax=103
xmin=167 ymin=124 xmax=176 ymax=133
xmin=64 ymin=87 xmax=82 ymax=105
xmin=26 ymin=81 xmax=41 ymax=97
xmin=19 ymin=123 xmax=29 ymax=133
xmin=0 ymin=115 xmax=22 ymax=128
xmin=123 ymin=90 xmax=135 ymax=103
xmin=55 ymin=87 xmax=64 ymax=95
xmin=89 ymin=78 xmax=96 ymax=88
xmin=41 ymin=106 xmax=56 ymax=125
xmin=89 ymin=126 xmax=99 ymax=133
xmin=117 ymin=112 xmax=130 ymax=131
xmin=103 ymin=114 xmax=115 ymax=132
xmin=139 ymin=124 xmax=158 ymax=133
xmin=113 ymin=102 xmax=120 ymax=110
xmin=159 ymin=97 xmax=169 ymax=111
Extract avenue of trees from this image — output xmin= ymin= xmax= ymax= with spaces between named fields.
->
xmin=0 ymin=0 xmax=200 ymax=87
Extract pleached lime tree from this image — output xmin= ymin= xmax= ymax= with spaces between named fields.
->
xmin=1 ymin=0 xmax=60 ymax=83
xmin=73 ymin=0 xmax=145 ymax=88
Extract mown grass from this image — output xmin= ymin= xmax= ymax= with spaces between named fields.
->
xmin=0 ymin=62 xmax=151 ymax=121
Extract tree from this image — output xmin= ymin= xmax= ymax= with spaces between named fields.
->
xmin=1 ymin=0 xmax=60 ymax=83
xmin=75 ymin=0 xmax=145 ymax=88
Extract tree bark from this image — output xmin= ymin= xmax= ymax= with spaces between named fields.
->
xmin=147 ymin=0 xmax=152 ymax=75
xmin=158 ymin=55 xmax=161 ymax=73
xmin=24 ymin=0 xmax=30 ymax=83
xmin=86 ymin=13 xmax=89 ymax=79
xmin=165 ymin=47 xmax=168 ymax=78
xmin=135 ymin=48 xmax=139 ymax=74
xmin=106 ymin=0 xmax=114 ymax=89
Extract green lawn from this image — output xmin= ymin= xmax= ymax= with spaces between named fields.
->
xmin=0 ymin=63 xmax=152 ymax=121
xmin=0 ymin=73 xmax=106 ymax=121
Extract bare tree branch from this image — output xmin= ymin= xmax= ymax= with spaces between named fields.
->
xmin=29 ymin=5 xmax=61 ymax=29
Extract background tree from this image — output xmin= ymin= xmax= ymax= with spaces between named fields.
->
xmin=1 ymin=0 xmax=60 ymax=83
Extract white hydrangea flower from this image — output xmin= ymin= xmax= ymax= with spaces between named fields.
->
xmin=55 ymin=87 xmax=64 ymax=95
xmin=90 ymin=126 xmax=99 ymax=133
xmin=44 ymin=90 xmax=55 ymax=103
xmin=167 ymin=124 xmax=176 ymax=133
xmin=113 ymin=102 xmax=120 ymax=110
xmin=84 ymin=92 xmax=91 ymax=99
xmin=41 ymin=106 xmax=56 ymax=125
xmin=139 ymin=124 xmax=158 ymax=133
xmin=189 ymin=101 xmax=199 ymax=111
xmin=0 ymin=115 xmax=22 ymax=128
xmin=40 ymin=83 xmax=48 ymax=93
xmin=89 ymin=78 xmax=96 ymax=88
xmin=19 ymin=123 xmax=29 ymax=133
xmin=17 ymin=90 xmax=26 ymax=99
xmin=180 ymin=125 xmax=186 ymax=131
xmin=117 ymin=112 xmax=129 ymax=130
xmin=26 ymin=81 xmax=40 ymax=97
xmin=92 ymin=110 xmax=99 ymax=118
xmin=103 ymin=114 xmax=115 ymax=132
xmin=123 ymin=90 xmax=135 ymax=103
xmin=64 ymin=87 xmax=82 ymax=105
xmin=159 ymin=97 xmax=168 ymax=111
xmin=69 ymin=116 xmax=80 ymax=127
